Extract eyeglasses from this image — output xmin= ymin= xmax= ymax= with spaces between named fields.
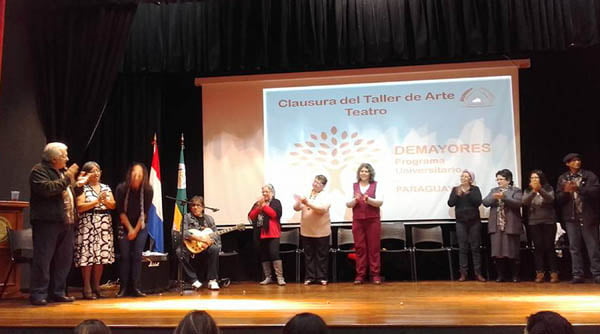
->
xmin=190 ymin=204 xmax=203 ymax=207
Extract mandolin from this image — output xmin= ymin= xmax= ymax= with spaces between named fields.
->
xmin=184 ymin=223 xmax=245 ymax=254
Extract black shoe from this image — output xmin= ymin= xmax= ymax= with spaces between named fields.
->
xmin=30 ymin=298 xmax=48 ymax=306
xmin=594 ymin=276 xmax=600 ymax=284
xmin=495 ymin=276 xmax=504 ymax=282
xmin=130 ymin=288 xmax=146 ymax=297
xmin=512 ymin=276 xmax=520 ymax=283
xmin=116 ymin=286 xmax=128 ymax=298
xmin=50 ymin=295 xmax=75 ymax=302
xmin=570 ymin=276 xmax=585 ymax=284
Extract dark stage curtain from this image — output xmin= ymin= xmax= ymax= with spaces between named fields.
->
xmin=30 ymin=0 xmax=139 ymax=160
xmin=121 ymin=0 xmax=600 ymax=74
xmin=83 ymin=73 xmax=204 ymax=252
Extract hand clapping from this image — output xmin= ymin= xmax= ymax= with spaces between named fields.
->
xmin=564 ymin=181 xmax=578 ymax=193
xmin=65 ymin=163 xmax=80 ymax=181
xmin=76 ymin=171 xmax=89 ymax=187
xmin=530 ymin=180 xmax=541 ymax=192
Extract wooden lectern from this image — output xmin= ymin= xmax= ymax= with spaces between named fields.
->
xmin=0 ymin=200 xmax=29 ymax=297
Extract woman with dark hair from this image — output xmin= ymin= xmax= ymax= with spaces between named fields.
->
xmin=75 ymin=161 xmax=116 ymax=299
xmin=447 ymin=170 xmax=485 ymax=282
xmin=248 ymin=184 xmax=285 ymax=285
xmin=114 ymin=163 xmax=153 ymax=297
xmin=74 ymin=319 xmax=111 ymax=334
xmin=173 ymin=310 xmax=220 ymax=334
xmin=482 ymin=169 xmax=523 ymax=282
xmin=283 ymin=312 xmax=328 ymax=334
xmin=525 ymin=311 xmax=574 ymax=334
xmin=523 ymin=170 xmax=559 ymax=283
xmin=346 ymin=163 xmax=384 ymax=284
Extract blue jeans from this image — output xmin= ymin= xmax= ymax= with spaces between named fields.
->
xmin=565 ymin=222 xmax=600 ymax=277
xmin=118 ymin=227 xmax=148 ymax=288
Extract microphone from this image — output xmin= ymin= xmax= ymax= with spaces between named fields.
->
xmin=165 ymin=195 xmax=220 ymax=212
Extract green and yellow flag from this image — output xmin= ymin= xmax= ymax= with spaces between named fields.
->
xmin=172 ymin=134 xmax=187 ymax=233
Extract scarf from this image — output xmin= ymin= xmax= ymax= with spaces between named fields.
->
xmin=61 ymin=171 xmax=75 ymax=225
xmin=496 ymin=187 xmax=508 ymax=232
xmin=256 ymin=200 xmax=271 ymax=232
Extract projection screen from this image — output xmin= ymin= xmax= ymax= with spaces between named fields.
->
xmin=197 ymin=60 xmax=529 ymax=225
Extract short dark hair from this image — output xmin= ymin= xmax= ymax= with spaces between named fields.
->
xmin=74 ymin=319 xmax=111 ymax=334
xmin=526 ymin=311 xmax=573 ymax=334
xmin=315 ymin=175 xmax=328 ymax=186
xmin=496 ymin=169 xmax=514 ymax=186
xmin=190 ymin=195 xmax=205 ymax=207
xmin=356 ymin=163 xmax=375 ymax=183
xmin=283 ymin=312 xmax=328 ymax=334
xmin=173 ymin=310 xmax=220 ymax=334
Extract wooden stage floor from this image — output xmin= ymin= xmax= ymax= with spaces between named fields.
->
xmin=1 ymin=281 xmax=600 ymax=333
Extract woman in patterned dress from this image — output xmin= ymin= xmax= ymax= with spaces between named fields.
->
xmin=75 ymin=161 xmax=115 ymax=299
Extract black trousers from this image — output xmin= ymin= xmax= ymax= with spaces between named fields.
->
xmin=302 ymin=235 xmax=329 ymax=281
xmin=456 ymin=220 xmax=482 ymax=275
xmin=260 ymin=237 xmax=281 ymax=262
xmin=529 ymin=223 xmax=558 ymax=272
xmin=30 ymin=221 xmax=74 ymax=300
xmin=177 ymin=245 xmax=220 ymax=281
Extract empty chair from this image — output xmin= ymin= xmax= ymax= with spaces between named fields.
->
xmin=449 ymin=228 xmax=490 ymax=280
xmin=519 ymin=224 xmax=535 ymax=281
xmin=411 ymin=226 xmax=454 ymax=281
xmin=1 ymin=228 xmax=33 ymax=299
xmin=280 ymin=228 xmax=301 ymax=282
xmin=380 ymin=223 xmax=414 ymax=281
xmin=332 ymin=228 xmax=355 ymax=282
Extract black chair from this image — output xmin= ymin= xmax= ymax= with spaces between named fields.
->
xmin=520 ymin=224 xmax=535 ymax=281
xmin=279 ymin=228 xmax=301 ymax=282
xmin=411 ymin=225 xmax=454 ymax=281
xmin=218 ymin=230 xmax=242 ymax=284
xmin=1 ymin=228 xmax=33 ymax=299
xmin=380 ymin=223 xmax=414 ymax=281
xmin=332 ymin=228 xmax=355 ymax=282
xmin=449 ymin=226 xmax=490 ymax=279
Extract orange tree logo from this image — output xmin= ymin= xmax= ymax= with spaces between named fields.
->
xmin=288 ymin=126 xmax=380 ymax=193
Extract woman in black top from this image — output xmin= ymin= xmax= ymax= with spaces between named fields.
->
xmin=115 ymin=163 xmax=153 ymax=297
xmin=448 ymin=170 xmax=485 ymax=282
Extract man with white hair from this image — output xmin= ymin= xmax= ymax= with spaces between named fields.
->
xmin=29 ymin=142 xmax=86 ymax=305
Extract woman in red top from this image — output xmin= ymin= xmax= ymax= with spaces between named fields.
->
xmin=248 ymin=184 xmax=285 ymax=285
xmin=346 ymin=163 xmax=384 ymax=284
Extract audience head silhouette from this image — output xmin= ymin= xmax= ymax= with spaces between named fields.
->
xmin=526 ymin=311 xmax=574 ymax=334
xmin=74 ymin=319 xmax=111 ymax=334
xmin=173 ymin=310 xmax=220 ymax=334
xmin=283 ymin=312 xmax=328 ymax=334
